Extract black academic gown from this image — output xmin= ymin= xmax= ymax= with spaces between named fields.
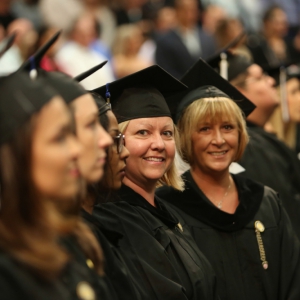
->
xmin=81 ymin=209 xmax=147 ymax=300
xmin=92 ymin=184 xmax=218 ymax=300
xmin=238 ymin=121 xmax=300 ymax=239
xmin=157 ymin=171 xmax=300 ymax=300
xmin=0 ymin=236 xmax=116 ymax=300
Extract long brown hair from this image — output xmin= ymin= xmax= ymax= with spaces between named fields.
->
xmin=0 ymin=118 xmax=70 ymax=280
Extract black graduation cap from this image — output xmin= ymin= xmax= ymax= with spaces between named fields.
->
xmin=263 ymin=63 xmax=300 ymax=122
xmin=207 ymin=53 xmax=253 ymax=82
xmin=19 ymin=30 xmax=108 ymax=103
xmin=0 ymin=72 xmax=58 ymax=145
xmin=90 ymin=92 xmax=111 ymax=116
xmin=74 ymin=61 xmax=108 ymax=82
xmin=19 ymin=30 xmax=62 ymax=78
xmin=0 ymin=32 xmax=16 ymax=59
xmin=41 ymin=61 xmax=108 ymax=104
xmin=41 ymin=71 xmax=88 ymax=104
xmin=168 ymin=58 xmax=256 ymax=122
xmin=206 ymin=31 xmax=252 ymax=81
xmin=264 ymin=63 xmax=300 ymax=86
xmin=91 ymin=65 xmax=188 ymax=123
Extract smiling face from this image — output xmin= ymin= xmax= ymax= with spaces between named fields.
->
xmin=105 ymin=110 xmax=129 ymax=189
xmin=72 ymin=94 xmax=112 ymax=183
xmin=191 ymin=118 xmax=239 ymax=176
xmin=286 ymin=77 xmax=300 ymax=122
xmin=31 ymin=97 xmax=81 ymax=200
xmin=122 ymin=117 xmax=175 ymax=188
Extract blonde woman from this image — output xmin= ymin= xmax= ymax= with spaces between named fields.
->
xmin=157 ymin=59 xmax=300 ymax=300
xmin=112 ymin=24 xmax=151 ymax=78
xmin=92 ymin=65 xmax=218 ymax=300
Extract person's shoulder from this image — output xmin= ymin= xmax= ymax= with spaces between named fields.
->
xmin=156 ymin=184 xmax=183 ymax=201
xmin=155 ymin=29 xmax=178 ymax=43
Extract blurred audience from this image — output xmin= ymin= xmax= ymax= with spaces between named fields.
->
xmin=81 ymin=0 xmax=117 ymax=48
xmin=261 ymin=0 xmax=300 ymax=37
xmin=55 ymin=13 xmax=115 ymax=89
xmin=0 ymin=0 xmax=15 ymax=29
xmin=11 ymin=0 xmax=43 ymax=31
xmin=114 ymin=0 xmax=147 ymax=26
xmin=214 ymin=17 xmax=252 ymax=59
xmin=39 ymin=0 xmax=82 ymax=37
xmin=0 ymin=18 xmax=37 ymax=74
xmin=201 ymin=4 xmax=227 ymax=35
xmin=37 ymin=27 xmax=64 ymax=71
xmin=248 ymin=5 xmax=295 ymax=67
xmin=112 ymin=24 xmax=151 ymax=78
xmin=155 ymin=0 xmax=216 ymax=79
xmin=154 ymin=6 xmax=177 ymax=34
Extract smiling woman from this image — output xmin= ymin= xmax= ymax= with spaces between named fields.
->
xmin=90 ymin=65 xmax=219 ymax=300
xmin=157 ymin=58 xmax=300 ymax=300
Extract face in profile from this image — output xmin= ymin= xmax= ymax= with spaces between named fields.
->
xmin=31 ymin=97 xmax=81 ymax=200
xmin=244 ymin=64 xmax=279 ymax=113
xmin=104 ymin=110 xmax=129 ymax=190
xmin=72 ymin=94 xmax=112 ymax=183
xmin=123 ymin=117 xmax=175 ymax=187
xmin=191 ymin=118 xmax=239 ymax=175
xmin=286 ymin=77 xmax=300 ymax=122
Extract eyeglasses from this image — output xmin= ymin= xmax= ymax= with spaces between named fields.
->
xmin=113 ymin=133 xmax=125 ymax=154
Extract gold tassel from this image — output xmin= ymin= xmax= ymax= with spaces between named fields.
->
xmin=254 ymin=221 xmax=268 ymax=270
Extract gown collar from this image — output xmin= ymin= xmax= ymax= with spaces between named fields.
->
xmin=117 ymin=184 xmax=179 ymax=228
xmin=167 ymin=171 xmax=264 ymax=232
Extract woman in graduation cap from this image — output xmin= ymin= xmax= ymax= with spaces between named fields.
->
xmin=157 ymin=58 xmax=300 ymax=300
xmin=91 ymin=65 xmax=218 ymax=300
xmin=28 ymin=30 xmax=159 ymax=300
xmin=266 ymin=64 xmax=300 ymax=151
xmin=18 ymin=32 xmax=127 ymax=299
xmin=80 ymin=92 xmax=150 ymax=300
xmin=0 ymin=71 xmax=112 ymax=300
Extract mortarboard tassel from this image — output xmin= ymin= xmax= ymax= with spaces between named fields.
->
xmin=219 ymin=52 xmax=228 ymax=80
xmin=105 ymin=83 xmax=112 ymax=109
xmin=279 ymin=66 xmax=290 ymax=123
xmin=29 ymin=56 xmax=37 ymax=80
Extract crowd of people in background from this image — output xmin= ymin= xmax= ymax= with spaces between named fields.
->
xmin=1 ymin=0 xmax=300 ymax=81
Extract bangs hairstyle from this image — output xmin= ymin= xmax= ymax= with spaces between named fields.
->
xmin=119 ymin=120 xmax=184 ymax=191
xmin=177 ymin=97 xmax=249 ymax=165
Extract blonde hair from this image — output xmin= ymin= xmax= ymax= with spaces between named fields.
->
xmin=119 ymin=120 xmax=184 ymax=191
xmin=268 ymin=86 xmax=297 ymax=149
xmin=177 ymin=97 xmax=249 ymax=165
xmin=112 ymin=24 xmax=142 ymax=56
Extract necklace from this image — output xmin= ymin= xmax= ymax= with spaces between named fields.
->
xmin=216 ymin=182 xmax=231 ymax=209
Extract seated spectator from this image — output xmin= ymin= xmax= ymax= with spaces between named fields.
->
xmin=0 ymin=18 xmax=37 ymax=74
xmin=39 ymin=0 xmax=82 ymax=36
xmin=111 ymin=24 xmax=151 ymax=78
xmin=201 ymin=4 xmax=227 ymax=35
xmin=11 ymin=0 xmax=43 ymax=31
xmin=215 ymin=18 xmax=252 ymax=59
xmin=55 ymin=13 xmax=115 ymax=90
xmin=155 ymin=0 xmax=216 ymax=79
xmin=0 ymin=0 xmax=15 ymax=29
xmin=113 ymin=0 xmax=146 ymax=26
xmin=248 ymin=5 xmax=295 ymax=67
xmin=81 ymin=0 xmax=117 ymax=49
